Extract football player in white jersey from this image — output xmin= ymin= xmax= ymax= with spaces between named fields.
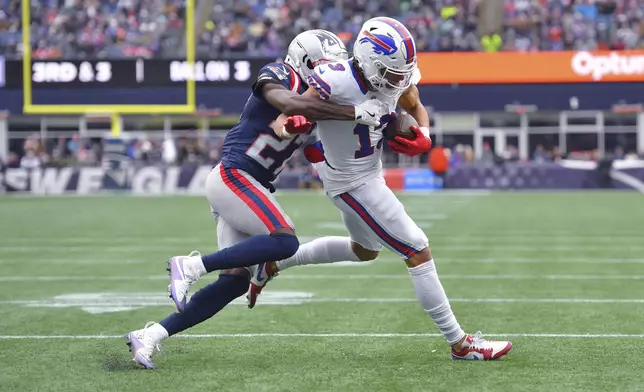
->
xmin=254 ymin=17 xmax=513 ymax=360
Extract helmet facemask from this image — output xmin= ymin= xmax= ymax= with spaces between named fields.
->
xmin=369 ymin=60 xmax=415 ymax=98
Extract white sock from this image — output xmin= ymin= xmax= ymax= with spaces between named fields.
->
xmin=186 ymin=254 xmax=207 ymax=277
xmin=407 ymin=259 xmax=466 ymax=345
xmin=276 ymin=236 xmax=360 ymax=271
xmin=146 ymin=323 xmax=169 ymax=343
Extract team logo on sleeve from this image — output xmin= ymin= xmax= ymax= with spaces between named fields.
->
xmin=268 ymin=65 xmax=289 ymax=80
xmin=359 ymin=31 xmax=398 ymax=56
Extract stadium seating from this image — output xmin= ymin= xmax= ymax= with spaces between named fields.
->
xmin=1 ymin=0 xmax=642 ymax=58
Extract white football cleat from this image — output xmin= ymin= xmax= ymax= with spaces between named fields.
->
xmin=451 ymin=331 xmax=513 ymax=360
xmin=124 ymin=322 xmax=167 ymax=369
xmin=167 ymin=250 xmax=203 ymax=312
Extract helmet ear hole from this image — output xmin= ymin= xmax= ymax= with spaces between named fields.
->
xmin=305 ymin=56 xmax=314 ymax=70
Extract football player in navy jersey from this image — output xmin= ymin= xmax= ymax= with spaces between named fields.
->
xmin=124 ymin=30 xmax=390 ymax=369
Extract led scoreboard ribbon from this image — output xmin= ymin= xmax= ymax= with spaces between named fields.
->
xmin=2 ymin=59 xmax=263 ymax=88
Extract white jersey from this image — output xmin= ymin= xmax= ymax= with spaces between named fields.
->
xmin=307 ymin=59 xmax=398 ymax=197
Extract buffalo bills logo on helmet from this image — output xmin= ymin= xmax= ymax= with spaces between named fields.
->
xmin=359 ymin=31 xmax=398 ymax=56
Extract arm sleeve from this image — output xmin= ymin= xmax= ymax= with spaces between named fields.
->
xmin=251 ymin=63 xmax=294 ymax=98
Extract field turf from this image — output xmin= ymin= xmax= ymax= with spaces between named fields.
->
xmin=1 ymin=191 xmax=643 ymax=392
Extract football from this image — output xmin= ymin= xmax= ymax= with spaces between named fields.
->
xmin=383 ymin=111 xmax=418 ymax=140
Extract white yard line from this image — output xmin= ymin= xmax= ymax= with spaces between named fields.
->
xmin=2 ymin=297 xmax=644 ymax=306
xmin=303 ymin=298 xmax=644 ymax=304
xmin=1 ymin=234 xmax=642 ymax=244
xmin=0 ymin=332 xmax=642 ymax=340
xmin=3 ymin=257 xmax=644 ymax=265
xmin=380 ymin=257 xmax=644 ymax=264
xmin=409 ymin=257 xmax=644 ymax=264
xmin=3 ymin=246 xmax=644 ymax=256
xmin=3 ymin=274 xmax=644 ymax=282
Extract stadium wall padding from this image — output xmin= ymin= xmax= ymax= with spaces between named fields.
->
xmin=2 ymin=163 xmax=643 ymax=195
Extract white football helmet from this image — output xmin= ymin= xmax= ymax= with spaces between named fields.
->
xmin=285 ymin=30 xmax=349 ymax=82
xmin=353 ymin=17 xmax=418 ymax=97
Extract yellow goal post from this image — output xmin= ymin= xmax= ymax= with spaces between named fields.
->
xmin=21 ymin=0 xmax=197 ymax=127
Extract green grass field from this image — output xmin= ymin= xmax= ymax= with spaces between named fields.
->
xmin=1 ymin=191 xmax=644 ymax=392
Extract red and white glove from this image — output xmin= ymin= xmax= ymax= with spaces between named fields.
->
xmin=282 ymin=115 xmax=312 ymax=139
xmin=387 ymin=126 xmax=432 ymax=157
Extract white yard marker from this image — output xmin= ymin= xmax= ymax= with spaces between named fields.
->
xmin=2 ymin=293 xmax=644 ymax=314
xmin=0 ymin=292 xmax=314 ymax=314
xmin=316 ymin=222 xmax=347 ymax=230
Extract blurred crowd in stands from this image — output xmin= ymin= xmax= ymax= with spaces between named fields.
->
xmin=4 ymin=132 xmax=318 ymax=172
xmin=1 ymin=0 xmax=642 ymax=58
xmin=5 ymin=132 xmax=641 ymax=174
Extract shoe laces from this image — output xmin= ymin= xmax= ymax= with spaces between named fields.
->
xmin=469 ymin=331 xmax=489 ymax=350
xmin=188 ymin=250 xmax=201 ymax=258
xmin=141 ymin=322 xmax=162 ymax=356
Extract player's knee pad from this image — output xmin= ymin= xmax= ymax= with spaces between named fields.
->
xmin=270 ymin=233 xmax=300 ymax=260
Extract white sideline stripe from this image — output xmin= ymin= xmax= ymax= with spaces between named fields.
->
xmin=2 ymin=298 xmax=644 ymax=305
xmin=398 ymin=190 xmax=491 ymax=197
xmin=382 ymin=257 xmax=644 ymax=264
xmin=4 ymin=257 xmax=644 ymax=265
xmin=301 ymin=298 xmax=644 ymax=304
xmin=4 ymin=274 xmax=644 ymax=282
xmin=0 ymin=333 xmax=642 ymax=340
xmin=1 ymin=235 xmax=642 ymax=244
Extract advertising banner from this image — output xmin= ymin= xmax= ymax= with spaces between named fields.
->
xmin=3 ymin=163 xmax=644 ymax=195
xmin=416 ymin=50 xmax=644 ymax=84
xmin=1 ymin=165 xmax=307 ymax=195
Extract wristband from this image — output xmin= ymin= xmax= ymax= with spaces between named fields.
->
xmin=419 ymin=127 xmax=430 ymax=139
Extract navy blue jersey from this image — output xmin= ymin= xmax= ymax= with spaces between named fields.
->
xmin=221 ymin=62 xmax=308 ymax=190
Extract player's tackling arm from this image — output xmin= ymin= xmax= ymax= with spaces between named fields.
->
xmin=262 ymin=84 xmax=355 ymax=121
xmin=268 ymin=86 xmax=387 ymax=139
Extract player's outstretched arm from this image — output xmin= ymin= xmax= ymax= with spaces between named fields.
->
xmin=263 ymin=84 xmax=355 ymax=121
xmin=263 ymin=84 xmax=384 ymax=127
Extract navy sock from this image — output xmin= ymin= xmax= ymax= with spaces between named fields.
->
xmin=160 ymin=274 xmax=249 ymax=336
xmin=201 ymin=233 xmax=299 ymax=273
